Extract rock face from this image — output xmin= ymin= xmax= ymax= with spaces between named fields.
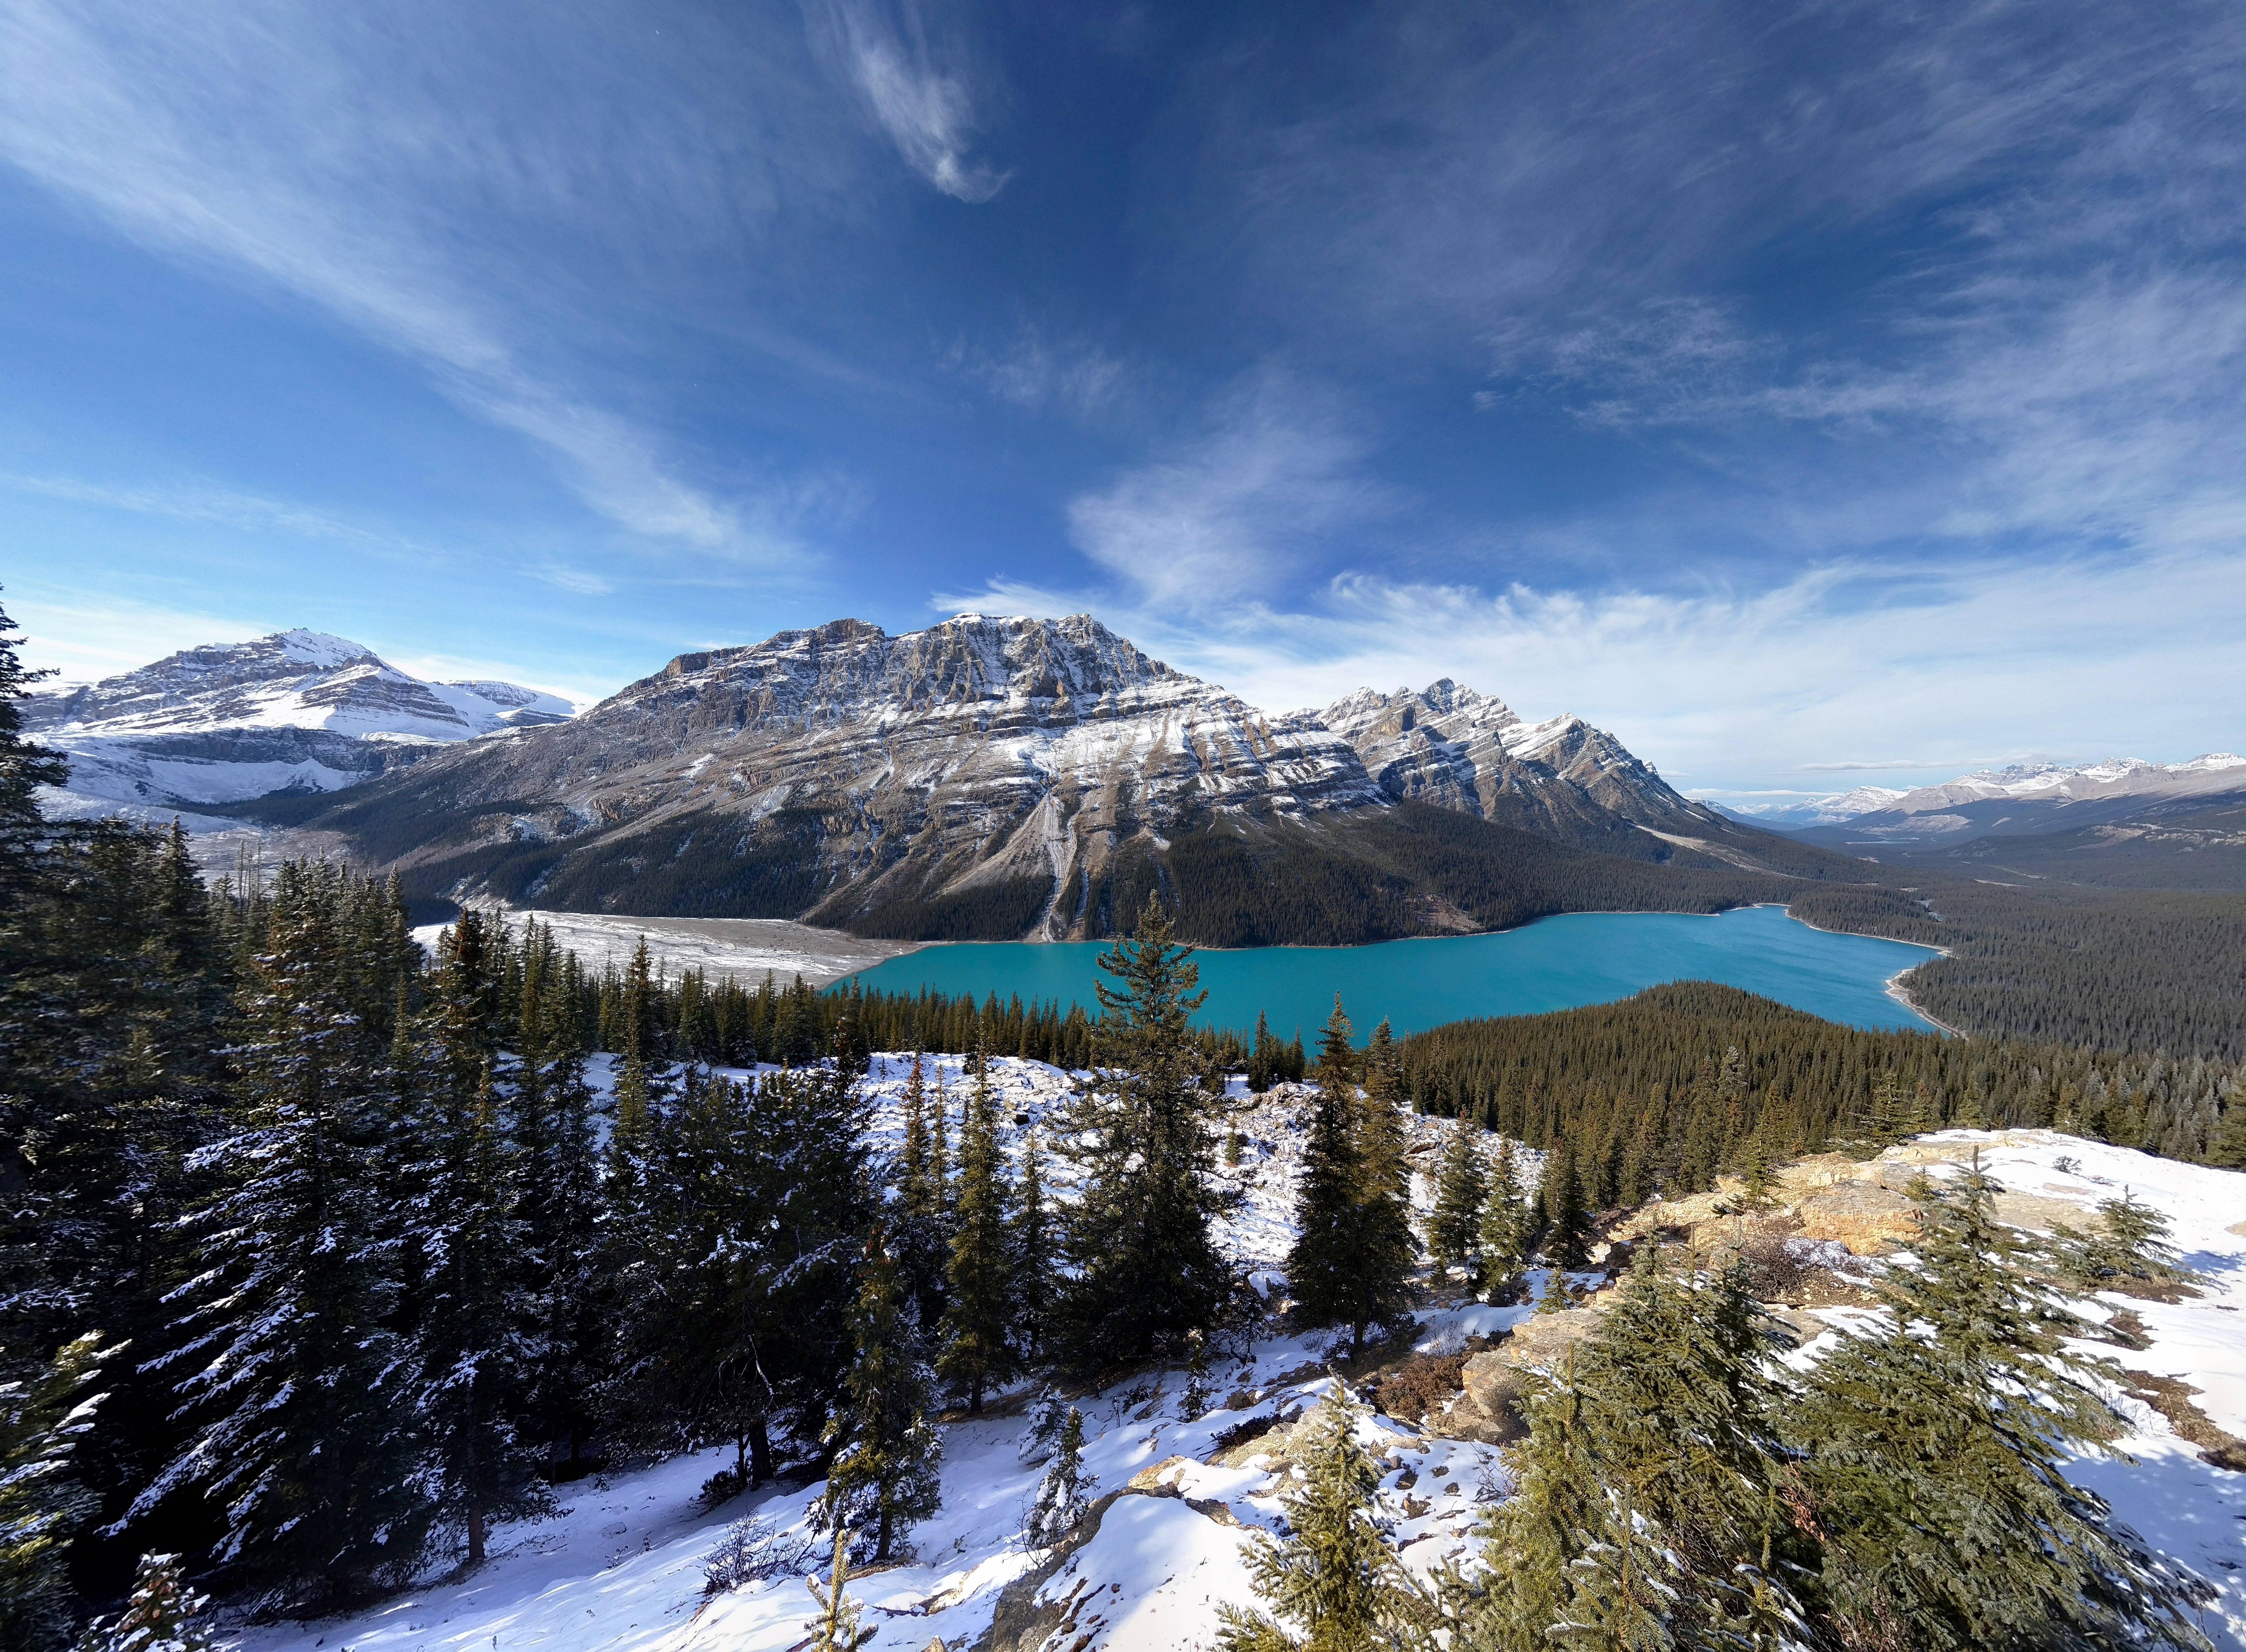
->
xmin=260 ymin=613 xmax=1757 ymax=938
xmin=1451 ymin=1308 xmax=1607 ymax=1440
xmin=1796 ymin=1181 xmax=1923 ymax=1254
xmin=1319 ymin=679 xmax=1714 ymax=843
xmin=26 ymin=629 xmax=572 ymax=821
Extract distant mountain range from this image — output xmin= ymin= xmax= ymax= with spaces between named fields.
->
xmin=1708 ymin=752 xmax=2246 ymax=892
xmin=1720 ymin=753 xmax=2246 ymax=832
xmin=87 ymin=612 xmax=1850 ymax=942
xmin=24 ymin=629 xmax=573 ymax=828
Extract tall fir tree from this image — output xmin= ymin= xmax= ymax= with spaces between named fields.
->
xmin=0 ymin=1334 xmax=111 ymax=1652
xmin=139 ymin=865 xmax=431 ymax=1606
xmin=406 ymin=1062 xmax=549 ymax=1565
xmin=1011 ymin=1127 xmax=1056 ymax=1364
xmin=824 ymin=1233 xmax=942 ymax=1564
xmin=938 ymin=1050 xmax=1016 ymax=1414
xmin=1477 ymin=1138 xmax=1531 ymax=1299
xmin=1287 ymin=999 xmax=1369 ymax=1345
xmin=1428 ymin=1117 xmax=1488 ymax=1284
xmin=1538 ymin=1138 xmax=1592 ymax=1272
xmin=1352 ymin=1021 xmax=1420 ymax=1334
xmin=1057 ymin=896 xmax=1228 ymax=1370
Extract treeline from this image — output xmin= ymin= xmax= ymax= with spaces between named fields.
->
xmin=1789 ymin=879 xmax=2246 ymax=1063
xmin=1397 ymin=982 xmax=2246 ymax=1205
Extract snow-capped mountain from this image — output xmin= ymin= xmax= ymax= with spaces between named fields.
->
xmin=265 ymin=613 xmax=1746 ymax=939
xmin=25 ymin=629 xmax=574 ymax=822
xmin=1714 ymin=754 xmax=2246 ymax=832
xmin=1316 ymin=677 xmax=1711 ymax=839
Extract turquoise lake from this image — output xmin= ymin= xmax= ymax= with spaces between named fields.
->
xmin=835 ymin=904 xmax=1941 ymax=1041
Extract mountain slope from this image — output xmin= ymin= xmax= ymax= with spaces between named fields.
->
xmin=231 ymin=613 xmax=1846 ymax=940
xmin=26 ymin=629 xmax=574 ymax=820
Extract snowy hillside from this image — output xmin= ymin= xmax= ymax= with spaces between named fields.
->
xmin=24 ymin=628 xmax=575 ymax=824
xmin=229 ymin=1061 xmax=2246 ymax=1652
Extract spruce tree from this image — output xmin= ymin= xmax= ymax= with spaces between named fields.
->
xmin=518 ymin=941 xmax=605 ymax=1474
xmin=141 ymin=864 xmax=431 ymax=1606
xmin=1429 ymin=1117 xmax=1488 ymax=1283
xmin=1351 ymin=1021 xmax=1419 ymax=1338
xmin=1024 ymin=1406 xmax=1093 ymax=1548
xmin=407 ymin=1063 xmax=550 ymax=1565
xmin=938 ymin=1050 xmax=1016 ymax=1414
xmin=0 ymin=1334 xmax=110 ymax=1652
xmin=1012 ymin=1127 xmax=1056 ymax=1364
xmin=1287 ymin=999 xmax=1369 ymax=1346
xmin=803 ymin=1533 xmax=876 ymax=1652
xmin=1477 ymin=1138 xmax=1531 ymax=1299
xmin=1218 ymin=1382 xmax=1410 ymax=1652
xmin=1539 ymin=1138 xmax=1592 ymax=1272
xmin=1791 ymin=1158 xmax=2207 ymax=1651
xmin=75 ymin=1551 xmax=214 ymax=1652
xmin=2056 ymin=1188 xmax=2192 ymax=1293
xmin=1459 ymin=1252 xmax=1813 ymax=1652
xmin=0 ymin=595 xmax=64 ymax=916
xmin=824 ymin=1233 xmax=942 ymax=1564
xmin=1056 ymin=896 xmax=1228 ymax=1370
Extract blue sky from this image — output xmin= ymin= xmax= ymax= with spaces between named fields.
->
xmin=4 ymin=0 xmax=2243 ymax=801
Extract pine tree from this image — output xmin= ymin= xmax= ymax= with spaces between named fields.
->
xmin=938 ymin=1049 xmax=1016 ymax=1414
xmin=74 ymin=1551 xmax=214 ymax=1652
xmin=1012 ymin=1128 xmax=1056 ymax=1363
xmin=0 ymin=1334 xmax=111 ymax=1652
xmin=1057 ymin=896 xmax=1228 ymax=1370
xmin=1792 ymin=1157 xmax=2207 ymax=1651
xmin=1287 ymin=999 xmax=1368 ymax=1345
xmin=1351 ymin=1021 xmax=1419 ymax=1338
xmin=1478 ymin=1138 xmax=1531 ymax=1299
xmin=1024 ymin=1406 xmax=1093 ymax=1547
xmin=824 ymin=1233 xmax=942 ymax=1564
xmin=140 ymin=865 xmax=431 ymax=1606
xmin=1540 ymin=1138 xmax=1592 ymax=1273
xmin=1218 ymin=1382 xmax=1410 ymax=1652
xmin=2055 ymin=1187 xmax=2192 ymax=1294
xmin=408 ymin=1063 xmax=550 ymax=1565
xmin=1429 ymin=1117 xmax=1488 ymax=1283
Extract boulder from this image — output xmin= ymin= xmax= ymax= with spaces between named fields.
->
xmin=1797 ymin=1181 xmax=1920 ymax=1254
xmin=1453 ymin=1308 xmax=1604 ymax=1434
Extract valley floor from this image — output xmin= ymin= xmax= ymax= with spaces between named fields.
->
xmin=235 ymin=1061 xmax=2246 ymax=1652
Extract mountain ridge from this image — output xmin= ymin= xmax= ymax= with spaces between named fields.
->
xmin=26 ymin=628 xmax=575 ymax=823
xmin=216 ymin=611 xmax=1846 ymax=942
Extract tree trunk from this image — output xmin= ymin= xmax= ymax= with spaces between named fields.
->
xmin=749 ymin=1413 xmax=774 ymax=1485
xmin=469 ymin=1502 xmax=487 ymax=1566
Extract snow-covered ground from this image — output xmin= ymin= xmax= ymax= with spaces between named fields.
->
xmin=231 ymin=1071 xmax=2246 ymax=1652
xmin=407 ymin=912 xmax=918 ymax=988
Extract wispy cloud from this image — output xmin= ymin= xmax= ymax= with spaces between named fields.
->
xmin=809 ymin=0 xmax=1009 ymax=203
xmin=950 ymin=322 xmax=1126 ymax=419
xmin=1063 ymin=370 xmax=1400 ymax=605
xmin=0 ymin=471 xmax=394 ymax=544
xmin=0 ymin=0 xmax=841 ymax=556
